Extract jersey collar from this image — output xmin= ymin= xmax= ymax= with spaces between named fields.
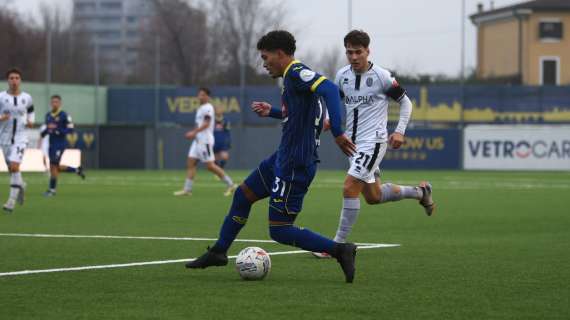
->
xmin=351 ymin=61 xmax=374 ymax=74
xmin=51 ymin=109 xmax=62 ymax=117
xmin=283 ymin=59 xmax=301 ymax=77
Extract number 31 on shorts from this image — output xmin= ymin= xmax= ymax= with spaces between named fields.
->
xmin=272 ymin=177 xmax=287 ymax=197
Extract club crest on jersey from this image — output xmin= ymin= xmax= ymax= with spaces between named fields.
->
xmin=299 ymin=69 xmax=316 ymax=82
xmin=343 ymin=78 xmax=349 ymax=84
xmin=366 ymin=77 xmax=373 ymax=87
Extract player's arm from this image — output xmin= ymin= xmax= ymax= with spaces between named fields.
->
xmin=0 ymin=101 xmax=9 ymax=121
xmin=185 ymin=115 xmax=211 ymax=140
xmin=0 ymin=110 xmax=9 ymax=121
xmin=40 ymin=123 xmax=49 ymax=138
xmin=26 ymin=98 xmax=35 ymax=128
xmin=58 ymin=113 xmax=75 ymax=135
xmin=385 ymin=79 xmax=412 ymax=149
xmin=314 ymin=78 xmax=355 ymax=156
xmin=323 ymin=70 xmax=344 ymax=132
xmin=251 ymin=101 xmax=282 ymax=119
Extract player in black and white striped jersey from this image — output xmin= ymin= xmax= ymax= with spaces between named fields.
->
xmin=0 ymin=68 xmax=35 ymax=212
xmin=314 ymin=30 xmax=435 ymax=258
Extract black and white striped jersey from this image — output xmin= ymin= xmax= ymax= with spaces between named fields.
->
xmin=0 ymin=91 xmax=34 ymax=145
xmin=335 ymin=63 xmax=406 ymax=144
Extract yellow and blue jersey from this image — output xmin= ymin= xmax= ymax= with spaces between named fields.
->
xmin=213 ymin=116 xmax=231 ymax=152
xmin=43 ymin=110 xmax=73 ymax=147
xmin=276 ymin=60 xmax=327 ymax=178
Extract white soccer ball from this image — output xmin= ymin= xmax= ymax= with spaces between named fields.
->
xmin=235 ymin=247 xmax=271 ymax=280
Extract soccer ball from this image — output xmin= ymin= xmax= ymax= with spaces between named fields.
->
xmin=235 ymin=247 xmax=271 ymax=280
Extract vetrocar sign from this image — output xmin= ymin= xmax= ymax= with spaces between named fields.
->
xmin=464 ymin=125 xmax=570 ymax=170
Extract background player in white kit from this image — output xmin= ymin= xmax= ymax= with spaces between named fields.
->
xmin=38 ymin=124 xmax=50 ymax=172
xmin=0 ymin=68 xmax=35 ymax=212
xmin=174 ymin=88 xmax=237 ymax=197
xmin=314 ymin=30 xmax=436 ymax=257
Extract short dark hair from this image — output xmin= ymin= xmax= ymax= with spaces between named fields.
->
xmin=256 ymin=30 xmax=296 ymax=56
xmin=198 ymin=87 xmax=211 ymax=96
xmin=51 ymin=94 xmax=62 ymax=100
xmin=6 ymin=67 xmax=22 ymax=79
xmin=344 ymin=30 xmax=370 ymax=48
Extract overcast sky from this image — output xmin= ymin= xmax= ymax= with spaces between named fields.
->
xmin=8 ymin=0 xmax=524 ymax=76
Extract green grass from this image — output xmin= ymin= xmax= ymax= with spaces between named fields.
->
xmin=0 ymin=170 xmax=569 ymax=319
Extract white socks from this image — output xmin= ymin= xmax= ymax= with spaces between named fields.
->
xmin=380 ymin=183 xmax=422 ymax=203
xmin=222 ymin=175 xmax=234 ymax=187
xmin=185 ymin=176 xmax=233 ymax=191
xmin=334 ymin=198 xmax=361 ymax=243
xmin=184 ymin=178 xmax=193 ymax=192
xmin=9 ymin=172 xmax=23 ymax=200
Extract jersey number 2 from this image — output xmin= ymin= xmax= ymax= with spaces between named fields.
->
xmin=355 ymin=152 xmax=371 ymax=168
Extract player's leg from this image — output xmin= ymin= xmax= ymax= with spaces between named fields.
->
xmin=57 ymin=148 xmax=85 ymax=179
xmin=186 ymin=153 xmax=275 ymax=268
xmin=215 ymin=150 xmax=229 ymax=169
xmin=360 ymin=170 xmax=435 ymax=216
xmin=44 ymin=164 xmax=59 ymax=197
xmin=331 ymin=174 xmax=366 ymax=244
xmin=325 ymin=143 xmax=385 ymax=246
xmin=45 ymin=147 xmax=62 ymax=196
xmin=267 ymin=166 xmax=357 ymax=283
xmin=4 ymin=145 xmax=25 ymax=212
xmin=203 ymin=143 xmax=236 ymax=196
xmin=59 ymin=165 xmax=86 ymax=179
xmin=205 ymin=161 xmax=236 ymax=196
xmin=174 ymin=151 xmax=198 ymax=196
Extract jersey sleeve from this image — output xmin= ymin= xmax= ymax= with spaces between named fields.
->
xmin=378 ymin=68 xmax=406 ymax=102
xmin=334 ymin=70 xmax=345 ymax=99
xmin=61 ymin=112 xmax=74 ymax=134
xmin=287 ymin=64 xmax=327 ymax=93
xmin=204 ymin=106 xmax=214 ymax=120
xmin=26 ymin=95 xmax=35 ymax=123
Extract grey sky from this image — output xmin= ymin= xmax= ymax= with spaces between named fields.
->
xmin=9 ymin=0 xmax=523 ymax=76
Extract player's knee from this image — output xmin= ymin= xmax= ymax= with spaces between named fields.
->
xmin=268 ymin=224 xmax=294 ymax=245
xmin=238 ymin=183 xmax=260 ymax=203
xmin=364 ymin=194 xmax=380 ymax=205
xmin=9 ymin=163 xmax=19 ymax=172
xmin=232 ymin=186 xmax=253 ymax=209
xmin=205 ymin=162 xmax=216 ymax=171
xmin=343 ymin=177 xmax=361 ymax=198
xmin=391 ymin=184 xmax=401 ymax=194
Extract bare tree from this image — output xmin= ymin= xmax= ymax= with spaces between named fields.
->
xmin=304 ymin=46 xmax=345 ymax=80
xmin=208 ymin=0 xmax=286 ymax=85
xmin=39 ymin=4 xmax=93 ymax=84
xmin=0 ymin=9 xmax=44 ymax=81
xmin=132 ymin=0 xmax=209 ymax=86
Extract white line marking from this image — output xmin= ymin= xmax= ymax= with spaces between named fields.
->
xmin=0 ymin=233 xmax=391 ymax=247
xmin=0 ymin=244 xmax=399 ymax=278
xmin=0 ymin=233 xmax=275 ymax=243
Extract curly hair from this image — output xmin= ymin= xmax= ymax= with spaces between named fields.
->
xmin=256 ymin=30 xmax=296 ymax=56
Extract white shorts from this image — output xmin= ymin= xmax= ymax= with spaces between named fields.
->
xmin=188 ymin=141 xmax=215 ymax=162
xmin=347 ymin=142 xmax=387 ymax=184
xmin=1 ymin=143 xmax=26 ymax=164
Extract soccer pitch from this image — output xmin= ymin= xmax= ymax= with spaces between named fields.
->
xmin=0 ymin=170 xmax=568 ymax=319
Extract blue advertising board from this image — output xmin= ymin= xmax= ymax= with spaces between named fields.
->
xmin=107 ymin=86 xmax=282 ymax=126
xmin=381 ymin=128 xmax=461 ymax=169
xmin=65 ymin=128 xmax=97 ymax=150
xmin=108 ymin=85 xmax=570 ymax=125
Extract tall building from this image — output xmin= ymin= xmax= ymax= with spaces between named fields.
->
xmin=471 ymin=0 xmax=570 ymax=85
xmin=72 ymin=0 xmax=155 ymax=79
